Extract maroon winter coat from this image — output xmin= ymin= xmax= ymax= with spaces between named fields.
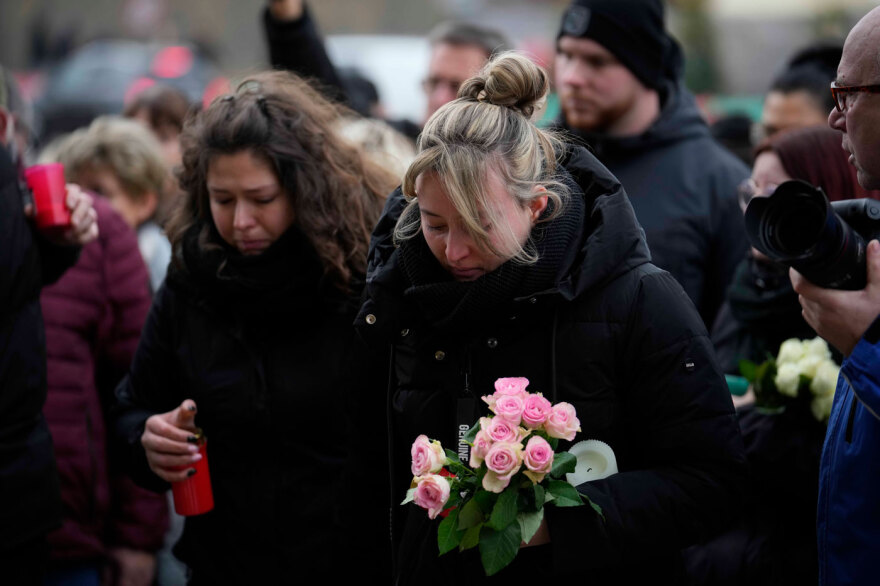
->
xmin=40 ymin=196 xmax=168 ymax=563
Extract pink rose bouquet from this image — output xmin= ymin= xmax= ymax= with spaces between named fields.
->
xmin=402 ymin=377 xmax=602 ymax=576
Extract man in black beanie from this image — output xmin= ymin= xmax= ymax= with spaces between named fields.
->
xmin=555 ymin=0 xmax=749 ymax=330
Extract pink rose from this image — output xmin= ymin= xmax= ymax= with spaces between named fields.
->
xmin=413 ymin=474 xmax=451 ymax=519
xmin=470 ymin=429 xmax=492 ymax=469
xmin=411 ymin=434 xmax=445 ymax=477
xmin=482 ymin=377 xmax=529 ymax=410
xmin=492 ymin=394 xmax=524 ymax=426
xmin=482 ymin=441 xmax=523 ymax=493
xmin=484 ymin=416 xmax=522 ymax=444
xmin=544 ymin=402 xmax=581 ymax=441
xmin=494 ymin=377 xmax=530 ymax=396
xmin=521 ymin=393 xmax=552 ymax=429
xmin=522 ymin=436 xmax=554 ymax=484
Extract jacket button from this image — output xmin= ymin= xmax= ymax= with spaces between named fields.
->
xmin=434 ymin=350 xmax=446 ymax=361
xmin=401 ymin=328 xmax=410 ymax=337
xmin=365 ymin=314 xmax=377 ymax=325
xmin=487 ymin=338 xmax=498 ymax=349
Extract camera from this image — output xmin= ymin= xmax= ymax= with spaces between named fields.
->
xmin=744 ymin=179 xmax=880 ymax=290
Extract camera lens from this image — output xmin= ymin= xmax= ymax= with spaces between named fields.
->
xmin=771 ymin=197 xmax=825 ymax=256
xmin=744 ymin=180 xmax=868 ymax=290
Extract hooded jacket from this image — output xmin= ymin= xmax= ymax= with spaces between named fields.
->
xmin=356 ymin=146 xmax=746 ymax=584
xmin=558 ymin=76 xmax=749 ymax=329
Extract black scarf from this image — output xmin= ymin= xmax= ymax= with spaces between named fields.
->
xmin=397 ymin=193 xmax=585 ymax=333
xmin=167 ymin=222 xmax=338 ymax=322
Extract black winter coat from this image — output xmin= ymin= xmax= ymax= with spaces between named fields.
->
xmin=558 ymin=78 xmax=749 ymax=329
xmin=113 ymin=225 xmax=388 ymax=583
xmin=0 ymin=146 xmax=73 ymax=550
xmin=356 ymin=146 xmax=747 ymax=584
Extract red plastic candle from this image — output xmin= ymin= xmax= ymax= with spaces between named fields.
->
xmin=172 ymin=432 xmax=214 ymax=516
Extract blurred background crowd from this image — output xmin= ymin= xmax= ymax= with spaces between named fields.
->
xmin=0 ymin=0 xmax=876 ymax=147
xmin=2 ymin=1 xmax=879 ymax=585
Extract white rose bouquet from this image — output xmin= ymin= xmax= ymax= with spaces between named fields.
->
xmin=402 ymin=377 xmax=603 ymax=576
xmin=740 ymin=337 xmax=839 ymax=421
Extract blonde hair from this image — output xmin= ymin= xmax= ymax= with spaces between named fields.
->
xmin=394 ymin=51 xmax=568 ymax=263
xmin=51 ymin=115 xmax=169 ymax=205
xmin=337 ymin=116 xmax=416 ymax=180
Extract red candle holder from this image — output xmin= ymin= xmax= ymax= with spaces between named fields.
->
xmin=171 ymin=431 xmax=214 ymax=516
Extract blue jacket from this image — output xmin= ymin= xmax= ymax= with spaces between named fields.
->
xmin=817 ymin=317 xmax=880 ymax=586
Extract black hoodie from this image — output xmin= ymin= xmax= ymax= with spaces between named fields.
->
xmin=357 ymin=146 xmax=746 ymax=584
xmin=558 ymin=77 xmax=749 ymax=330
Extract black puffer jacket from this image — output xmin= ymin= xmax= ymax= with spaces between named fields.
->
xmin=356 ymin=146 xmax=747 ymax=584
xmin=113 ymin=224 xmax=388 ymax=583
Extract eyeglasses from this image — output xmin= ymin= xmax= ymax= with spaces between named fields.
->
xmin=830 ymin=81 xmax=880 ymax=112
xmin=737 ymin=178 xmax=778 ymax=211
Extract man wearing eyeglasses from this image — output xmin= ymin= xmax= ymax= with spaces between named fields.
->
xmin=554 ymin=0 xmax=749 ymax=330
xmin=789 ymin=7 xmax=880 ymax=586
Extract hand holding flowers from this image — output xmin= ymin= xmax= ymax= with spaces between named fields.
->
xmin=402 ymin=377 xmax=603 ymax=576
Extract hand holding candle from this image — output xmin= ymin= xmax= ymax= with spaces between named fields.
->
xmin=141 ymin=399 xmax=202 ymax=483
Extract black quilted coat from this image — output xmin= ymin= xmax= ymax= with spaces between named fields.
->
xmin=356 ymin=146 xmax=747 ymax=584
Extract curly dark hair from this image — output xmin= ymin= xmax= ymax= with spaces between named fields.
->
xmin=166 ymin=70 xmax=396 ymax=291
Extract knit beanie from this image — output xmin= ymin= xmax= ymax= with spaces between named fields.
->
xmin=557 ymin=0 xmax=671 ymax=90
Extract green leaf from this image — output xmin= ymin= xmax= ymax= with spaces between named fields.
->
xmin=459 ymin=498 xmax=484 ymax=530
xmin=588 ymin=497 xmax=605 ymax=521
xmin=473 ymin=488 xmax=496 ymax=513
xmin=444 ymin=449 xmax=463 ymax=466
xmin=546 ymin=480 xmax=584 ymax=507
xmin=459 ymin=523 xmax=482 ymax=551
xmin=479 ymin=523 xmax=522 ymax=576
xmin=518 ymin=509 xmax=544 ymax=545
xmin=532 ymin=483 xmax=545 ymax=509
xmin=401 ymin=487 xmax=415 ymax=505
xmin=445 ymin=491 xmax=463 ymax=511
xmin=488 ymin=487 xmax=518 ymax=531
xmin=738 ymin=359 xmax=757 ymax=382
xmin=445 ymin=460 xmax=472 ymax=478
xmin=549 ymin=451 xmax=577 ymax=478
xmin=463 ymin=421 xmax=481 ymax=444
xmin=437 ymin=509 xmax=464 ymax=554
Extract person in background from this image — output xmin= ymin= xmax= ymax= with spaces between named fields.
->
xmin=711 ymin=113 xmax=755 ymax=167
xmin=790 ymin=7 xmax=880 ymax=584
xmin=262 ymin=0 xmax=510 ymax=140
xmin=358 ymin=51 xmax=745 ymax=584
xmin=112 ymin=70 xmax=396 ymax=583
xmin=712 ymin=125 xmax=880 ymax=375
xmin=687 ymin=124 xmax=880 ymax=586
xmin=0 ymin=64 xmax=98 ymax=585
xmin=337 ymin=116 xmax=416 ymax=180
xmin=37 ymin=188 xmax=168 ymax=586
xmin=124 ymin=83 xmax=192 ymax=173
xmin=759 ymin=44 xmax=842 ymax=140
xmin=553 ymin=0 xmax=749 ymax=329
xmin=51 ymin=116 xmax=172 ymax=293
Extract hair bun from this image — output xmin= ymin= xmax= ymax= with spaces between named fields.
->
xmin=457 ymin=52 xmax=549 ymax=119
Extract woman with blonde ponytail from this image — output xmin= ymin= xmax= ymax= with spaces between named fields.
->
xmin=357 ymin=52 xmax=746 ymax=584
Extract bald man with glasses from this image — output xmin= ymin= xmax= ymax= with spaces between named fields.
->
xmin=789 ymin=7 xmax=880 ymax=586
